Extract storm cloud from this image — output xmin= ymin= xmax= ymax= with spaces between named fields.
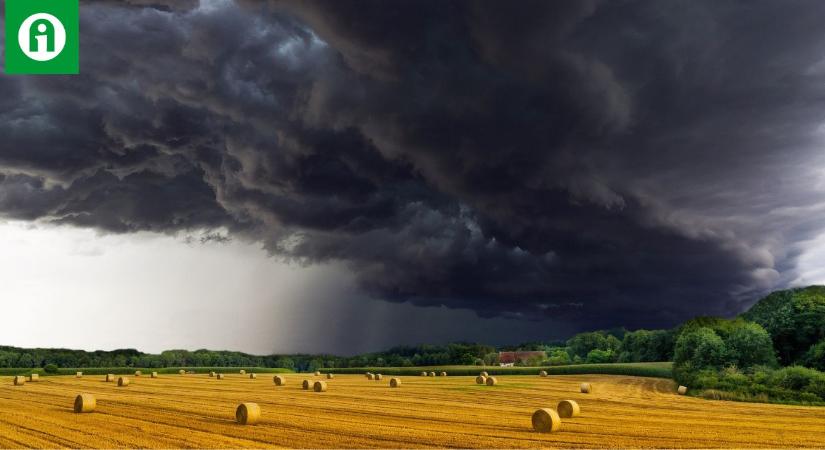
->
xmin=3 ymin=0 xmax=825 ymax=335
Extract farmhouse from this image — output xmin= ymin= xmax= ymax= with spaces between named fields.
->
xmin=498 ymin=351 xmax=546 ymax=366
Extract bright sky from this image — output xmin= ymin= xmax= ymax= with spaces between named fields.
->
xmin=0 ymin=222 xmax=565 ymax=355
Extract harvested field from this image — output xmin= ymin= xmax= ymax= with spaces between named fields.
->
xmin=0 ymin=373 xmax=824 ymax=448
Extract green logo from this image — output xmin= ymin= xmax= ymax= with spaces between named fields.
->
xmin=4 ymin=0 xmax=79 ymax=74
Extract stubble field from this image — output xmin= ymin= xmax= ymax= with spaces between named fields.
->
xmin=1 ymin=373 xmax=824 ymax=448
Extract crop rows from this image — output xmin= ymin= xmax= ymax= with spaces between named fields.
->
xmin=0 ymin=372 xmax=823 ymax=448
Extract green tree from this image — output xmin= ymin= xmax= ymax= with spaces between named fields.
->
xmin=725 ymin=322 xmax=777 ymax=368
xmin=803 ymin=340 xmax=825 ymax=371
xmin=650 ymin=329 xmax=676 ymax=361
xmin=547 ymin=349 xmax=571 ymax=366
xmin=482 ymin=352 xmax=499 ymax=366
xmin=459 ymin=353 xmax=476 ymax=365
xmin=619 ymin=329 xmax=675 ymax=362
xmin=16 ymin=353 xmax=34 ymax=368
xmin=567 ymin=331 xmax=621 ymax=358
xmin=674 ymin=327 xmax=726 ymax=370
xmin=274 ymin=357 xmax=294 ymax=370
xmin=620 ymin=330 xmax=651 ymax=362
xmin=741 ymin=286 xmax=825 ymax=365
xmin=586 ymin=349 xmax=615 ymax=363
xmin=307 ymin=358 xmax=324 ymax=372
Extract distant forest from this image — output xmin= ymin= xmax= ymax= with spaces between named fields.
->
xmin=3 ymin=286 xmax=825 ymax=403
xmin=0 ymin=329 xmax=674 ymax=373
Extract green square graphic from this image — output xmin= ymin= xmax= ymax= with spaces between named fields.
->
xmin=4 ymin=0 xmax=79 ymax=74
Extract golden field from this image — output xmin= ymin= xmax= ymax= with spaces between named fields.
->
xmin=1 ymin=373 xmax=824 ymax=448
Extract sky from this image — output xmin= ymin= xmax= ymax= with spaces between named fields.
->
xmin=2 ymin=0 xmax=825 ymax=355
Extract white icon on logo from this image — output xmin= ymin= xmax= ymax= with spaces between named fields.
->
xmin=18 ymin=13 xmax=67 ymax=62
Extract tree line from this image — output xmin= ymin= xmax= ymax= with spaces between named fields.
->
xmin=670 ymin=286 xmax=825 ymax=404
xmin=2 ymin=286 xmax=823 ymax=404
xmin=0 ymin=343 xmax=497 ymax=373
xmin=0 ymin=333 xmax=675 ymax=372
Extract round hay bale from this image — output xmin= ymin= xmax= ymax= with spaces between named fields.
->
xmin=475 ymin=376 xmax=487 ymax=385
xmin=580 ymin=383 xmax=592 ymax=394
xmin=249 ymin=373 xmax=257 ymax=379
xmin=302 ymin=379 xmax=311 ymax=390
xmin=440 ymin=371 xmax=447 ymax=377
xmin=557 ymin=400 xmax=580 ymax=418
xmin=240 ymin=369 xmax=246 ymax=375
xmin=209 ymin=371 xmax=216 ymax=377
xmin=117 ymin=377 xmax=130 ymax=387
xmin=486 ymin=376 xmax=498 ymax=386
xmin=367 ymin=373 xmax=375 ymax=380
xmin=105 ymin=374 xmax=115 ymax=382
xmin=74 ymin=394 xmax=96 ymax=413
xmin=179 ymin=369 xmax=186 ymax=375
xmin=326 ymin=373 xmax=334 ymax=379
xmin=150 ymin=372 xmax=158 ymax=378
xmin=273 ymin=375 xmax=286 ymax=386
xmin=539 ymin=370 xmax=548 ymax=377
xmin=429 ymin=371 xmax=436 ymax=377
xmin=13 ymin=376 xmax=25 ymax=386
xmin=216 ymin=373 xmax=225 ymax=380
xmin=235 ymin=402 xmax=260 ymax=425
xmin=531 ymin=408 xmax=561 ymax=433
xmin=390 ymin=377 xmax=401 ymax=388
xmin=314 ymin=371 xmax=321 ymax=376
xmin=420 ymin=371 xmax=427 ymax=376
xmin=313 ymin=380 xmax=328 ymax=392
xmin=480 ymin=371 xmax=489 ymax=377
xmin=677 ymin=385 xmax=688 ymax=395
xmin=375 ymin=374 xmax=383 ymax=381
xmin=76 ymin=372 xmax=83 ymax=378
xmin=28 ymin=374 xmax=39 ymax=382
xmin=134 ymin=371 xmax=142 ymax=377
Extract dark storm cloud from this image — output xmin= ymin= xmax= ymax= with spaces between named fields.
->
xmin=2 ymin=0 xmax=825 ymax=333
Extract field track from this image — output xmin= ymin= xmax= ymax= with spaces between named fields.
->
xmin=1 ymin=373 xmax=824 ymax=448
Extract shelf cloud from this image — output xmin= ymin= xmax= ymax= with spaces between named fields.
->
xmin=3 ymin=0 xmax=825 ymax=342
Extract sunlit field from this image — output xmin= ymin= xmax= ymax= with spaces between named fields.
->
xmin=2 ymin=372 xmax=824 ymax=448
